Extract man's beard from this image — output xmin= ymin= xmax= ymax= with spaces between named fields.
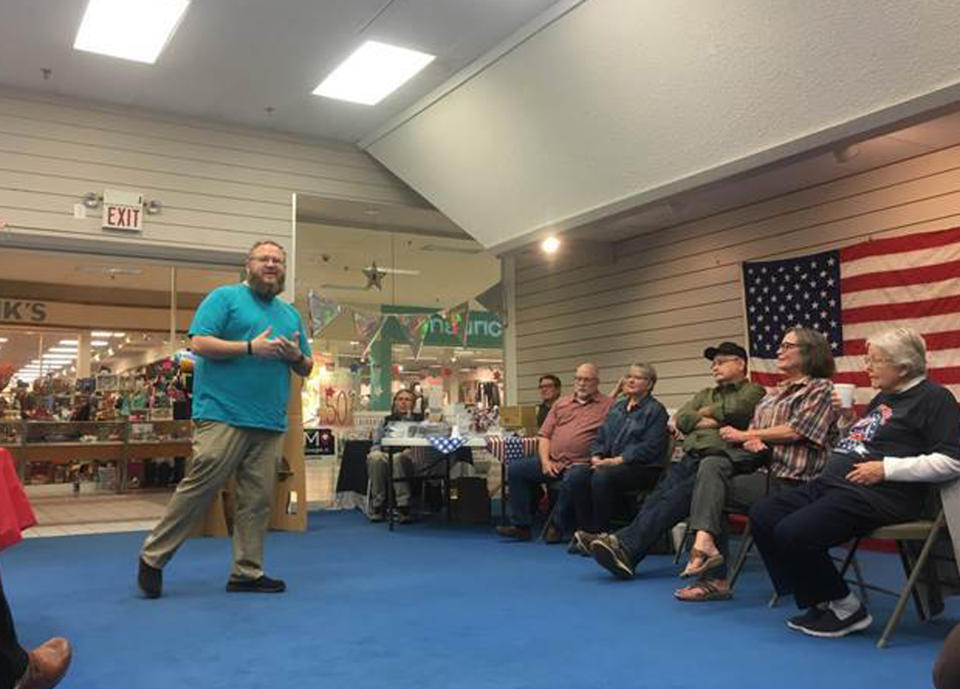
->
xmin=247 ymin=271 xmax=285 ymax=298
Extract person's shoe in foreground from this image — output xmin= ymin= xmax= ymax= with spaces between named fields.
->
xmin=568 ymin=530 xmax=604 ymax=556
xmin=15 ymin=637 xmax=72 ymax=689
xmin=226 ymin=574 xmax=287 ymax=593
xmin=543 ymin=522 xmax=564 ymax=544
xmin=138 ymin=557 xmax=162 ymax=599
xmin=367 ymin=506 xmax=385 ymax=522
xmin=394 ymin=506 xmax=415 ymax=524
xmin=787 ymin=602 xmax=872 ymax=638
xmin=495 ymin=524 xmax=532 ymax=541
xmin=589 ymin=533 xmax=635 ymax=579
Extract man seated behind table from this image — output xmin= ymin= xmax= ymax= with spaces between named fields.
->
xmin=578 ymin=343 xmax=766 ymax=572
xmin=565 ymin=363 xmax=669 ymax=538
xmin=496 ymin=363 xmax=613 ymax=542
xmin=366 ymin=389 xmax=423 ymax=523
xmin=537 ymin=374 xmax=562 ymax=428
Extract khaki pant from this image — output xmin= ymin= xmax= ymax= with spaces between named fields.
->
xmin=140 ymin=421 xmax=284 ymax=580
xmin=367 ymin=449 xmax=415 ymax=510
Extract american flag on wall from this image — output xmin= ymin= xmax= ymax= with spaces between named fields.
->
xmin=742 ymin=226 xmax=960 ymax=406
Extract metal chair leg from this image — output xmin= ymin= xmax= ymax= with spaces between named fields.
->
xmin=768 ymin=591 xmax=779 ymax=607
xmin=877 ymin=512 xmax=945 ymax=649
xmin=674 ymin=524 xmax=691 ymax=564
xmin=849 ymin=554 xmax=869 ymax=607
xmin=729 ymin=524 xmax=753 ymax=589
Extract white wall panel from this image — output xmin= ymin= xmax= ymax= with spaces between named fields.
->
xmin=0 ymin=88 xmax=421 ymax=260
xmin=511 ymin=142 xmax=960 ymax=412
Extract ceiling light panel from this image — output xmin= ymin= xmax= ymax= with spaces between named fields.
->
xmin=74 ymin=0 xmax=191 ymax=64
xmin=313 ymin=41 xmax=435 ymax=106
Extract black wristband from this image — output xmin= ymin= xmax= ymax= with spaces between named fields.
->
xmin=247 ymin=340 xmax=253 ymax=356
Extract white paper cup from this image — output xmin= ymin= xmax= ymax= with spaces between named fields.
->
xmin=834 ymin=383 xmax=855 ymax=409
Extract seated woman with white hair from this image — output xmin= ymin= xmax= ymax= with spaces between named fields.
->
xmin=750 ymin=327 xmax=960 ymax=639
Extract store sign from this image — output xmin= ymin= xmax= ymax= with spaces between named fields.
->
xmin=423 ymin=311 xmax=502 ymax=348
xmin=0 ymin=296 xmax=192 ymax=330
xmin=101 ymin=189 xmax=143 ymax=233
xmin=0 ymin=299 xmax=47 ymax=323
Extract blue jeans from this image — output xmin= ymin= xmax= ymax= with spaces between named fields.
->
xmin=506 ymin=457 xmax=587 ymax=536
xmin=614 ymin=452 xmax=703 ymax=564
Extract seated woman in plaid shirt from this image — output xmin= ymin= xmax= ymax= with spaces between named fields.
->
xmin=673 ymin=326 xmax=841 ymax=601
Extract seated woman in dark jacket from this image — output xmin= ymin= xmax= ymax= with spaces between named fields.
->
xmin=750 ymin=327 xmax=960 ymax=638
xmin=563 ymin=362 xmax=668 ymax=537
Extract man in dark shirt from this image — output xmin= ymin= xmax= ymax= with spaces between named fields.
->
xmin=583 ymin=342 xmax=766 ymax=578
xmin=536 ymin=374 xmax=562 ymax=428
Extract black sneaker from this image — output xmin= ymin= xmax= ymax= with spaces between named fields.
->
xmin=568 ymin=530 xmax=603 ymax=556
xmin=368 ymin=507 xmax=385 ymax=523
xmin=589 ymin=534 xmax=635 ymax=579
xmin=792 ymin=604 xmax=873 ymax=638
xmin=138 ymin=557 xmax=162 ymax=599
xmin=394 ymin=506 xmax=415 ymax=524
xmin=786 ymin=606 xmax=826 ymax=632
xmin=226 ymin=575 xmax=286 ymax=593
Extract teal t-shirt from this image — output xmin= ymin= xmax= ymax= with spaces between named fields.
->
xmin=189 ymin=283 xmax=311 ymax=432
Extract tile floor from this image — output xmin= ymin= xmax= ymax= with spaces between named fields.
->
xmin=24 ymin=491 xmax=169 ymax=537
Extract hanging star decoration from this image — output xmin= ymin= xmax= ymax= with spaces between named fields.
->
xmin=362 ymin=261 xmax=387 ymax=290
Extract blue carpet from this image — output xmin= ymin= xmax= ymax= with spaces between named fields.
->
xmin=1 ymin=510 xmax=955 ymax=689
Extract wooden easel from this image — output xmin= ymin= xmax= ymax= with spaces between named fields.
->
xmin=191 ymin=377 xmax=307 ymax=538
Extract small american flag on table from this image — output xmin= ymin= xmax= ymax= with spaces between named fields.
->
xmin=427 ymin=436 xmax=466 ymax=455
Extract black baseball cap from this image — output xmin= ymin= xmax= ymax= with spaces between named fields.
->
xmin=704 ymin=342 xmax=748 ymax=361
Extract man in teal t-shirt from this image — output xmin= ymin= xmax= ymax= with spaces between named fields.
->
xmin=138 ymin=240 xmax=313 ymax=599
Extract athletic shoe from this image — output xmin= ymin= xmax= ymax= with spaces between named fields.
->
xmin=226 ymin=575 xmax=286 ymax=593
xmin=138 ymin=557 xmax=162 ymax=599
xmin=792 ymin=604 xmax=873 ymax=638
xmin=568 ymin=530 xmax=603 ymax=556
xmin=589 ymin=533 xmax=635 ymax=579
xmin=786 ymin=606 xmax=826 ymax=632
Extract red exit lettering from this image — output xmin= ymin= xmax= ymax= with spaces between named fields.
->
xmin=106 ymin=206 xmax=141 ymax=229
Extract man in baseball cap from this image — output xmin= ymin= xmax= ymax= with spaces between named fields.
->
xmin=577 ymin=342 xmax=766 ymax=581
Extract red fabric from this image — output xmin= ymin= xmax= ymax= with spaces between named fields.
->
xmin=0 ymin=448 xmax=35 ymax=552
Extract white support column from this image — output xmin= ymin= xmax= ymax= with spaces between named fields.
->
xmin=502 ymin=254 xmax=518 ymax=405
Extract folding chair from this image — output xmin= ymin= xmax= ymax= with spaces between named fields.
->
xmin=836 ymin=510 xmax=948 ymax=649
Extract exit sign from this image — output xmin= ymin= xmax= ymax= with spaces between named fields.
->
xmin=101 ymin=188 xmax=143 ymax=233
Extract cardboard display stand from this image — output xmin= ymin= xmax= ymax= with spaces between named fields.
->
xmin=191 ymin=377 xmax=307 ymax=538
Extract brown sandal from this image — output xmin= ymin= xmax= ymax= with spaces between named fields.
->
xmin=674 ymin=579 xmax=733 ymax=602
xmin=679 ymin=548 xmax=724 ymax=578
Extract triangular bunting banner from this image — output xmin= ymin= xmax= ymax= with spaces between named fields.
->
xmin=307 ymin=291 xmax=342 ymax=338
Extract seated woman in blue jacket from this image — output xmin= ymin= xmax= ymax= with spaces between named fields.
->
xmin=564 ymin=362 xmax=669 ymax=537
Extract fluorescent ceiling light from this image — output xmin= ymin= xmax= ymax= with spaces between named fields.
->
xmin=73 ymin=0 xmax=190 ymax=64
xmin=0 ymin=338 xmax=7 ymax=343
xmin=48 ymin=347 xmax=78 ymax=353
xmin=59 ymin=340 xmax=79 ymax=345
xmin=313 ymin=40 xmax=435 ymax=105
xmin=91 ymin=340 xmax=110 ymax=346
xmin=91 ymin=332 xmax=114 ymax=337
